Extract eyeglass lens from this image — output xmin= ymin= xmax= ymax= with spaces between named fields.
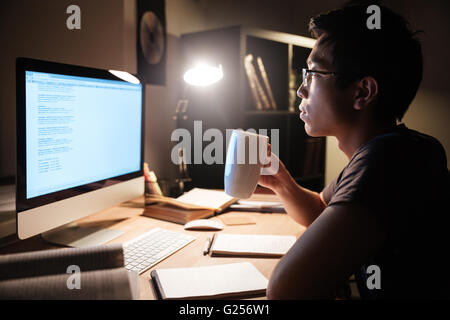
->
xmin=302 ymin=69 xmax=308 ymax=86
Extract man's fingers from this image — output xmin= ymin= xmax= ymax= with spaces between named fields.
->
xmin=264 ymin=144 xmax=271 ymax=167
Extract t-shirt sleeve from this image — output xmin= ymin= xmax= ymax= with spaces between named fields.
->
xmin=327 ymin=153 xmax=373 ymax=206
xmin=321 ymin=176 xmax=338 ymax=205
xmin=327 ymin=143 xmax=400 ymax=209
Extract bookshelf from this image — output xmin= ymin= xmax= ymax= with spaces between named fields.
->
xmin=179 ymin=26 xmax=325 ymax=192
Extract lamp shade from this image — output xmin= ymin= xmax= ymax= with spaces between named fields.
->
xmin=183 ymin=64 xmax=223 ymax=86
xmin=109 ymin=70 xmax=141 ymax=84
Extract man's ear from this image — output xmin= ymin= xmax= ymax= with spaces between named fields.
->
xmin=354 ymin=76 xmax=378 ymax=110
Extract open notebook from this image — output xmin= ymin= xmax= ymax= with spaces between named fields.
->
xmin=151 ymin=262 xmax=268 ymax=300
xmin=144 ymin=188 xmax=237 ymax=224
xmin=147 ymin=188 xmax=237 ymax=213
xmin=209 ymin=233 xmax=297 ymax=257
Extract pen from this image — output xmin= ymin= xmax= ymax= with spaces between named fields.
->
xmin=203 ymin=237 xmax=211 ymax=255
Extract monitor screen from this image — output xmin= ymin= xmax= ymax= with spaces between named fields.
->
xmin=24 ymin=71 xmax=142 ymax=199
xmin=16 ymin=58 xmax=144 ymax=238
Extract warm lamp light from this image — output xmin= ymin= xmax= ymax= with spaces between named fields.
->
xmin=174 ymin=63 xmax=224 ymax=120
xmin=183 ymin=64 xmax=223 ymax=86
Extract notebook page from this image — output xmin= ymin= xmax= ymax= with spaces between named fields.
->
xmin=176 ymin=188 xmax=235 ymax=210
xmin=211 ymin=234 xmax=296 ymax=256
xmin=153 ymin=262 xmax=268 ymax=299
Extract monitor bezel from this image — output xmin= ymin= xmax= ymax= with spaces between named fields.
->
xmin=16 ymin=57 xmax=145 ymax=213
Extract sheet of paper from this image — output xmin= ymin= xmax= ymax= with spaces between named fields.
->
xmin=211 ymin=233 xmax=296 ymax=256
xmin=153 ymin=262 xmax=268 ymax=299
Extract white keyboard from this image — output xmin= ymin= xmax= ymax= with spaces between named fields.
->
xmin=123 ymin=228 xmax=196 ymax=274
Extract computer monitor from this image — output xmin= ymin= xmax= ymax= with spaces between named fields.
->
xmin=16 ymin=58 xmax=144 ymax=247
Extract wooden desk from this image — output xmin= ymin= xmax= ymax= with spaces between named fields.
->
xmin=0 ymin=194 xmax=305 ymax=300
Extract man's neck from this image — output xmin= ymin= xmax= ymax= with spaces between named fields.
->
xmin=336 ymin=120 xmax=397 ymax=160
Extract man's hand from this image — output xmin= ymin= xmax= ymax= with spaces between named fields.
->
xmin=257 ymin=143 xmax=326 ymax=227
xmin=257 ymin=144 xmax=295 ymax=194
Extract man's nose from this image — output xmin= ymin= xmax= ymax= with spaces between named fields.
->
xmin=297 ymin=83 xmax=307 ymax=99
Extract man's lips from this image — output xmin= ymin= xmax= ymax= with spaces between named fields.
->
xmin=299 ymin=106 xmax=308 ymax=121
xmin=299 ymin=105 xmax=308 ymax=115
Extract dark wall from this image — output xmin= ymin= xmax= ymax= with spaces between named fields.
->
xmin=0 ymin=0 xmax=128 ymax=178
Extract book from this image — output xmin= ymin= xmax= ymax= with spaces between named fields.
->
xmin=244 ymin=54 xmax=271 ymax=110
xmin=209 ymin=233 xmax=296 ymax=257
xmin=256 ymin=57 xmax=277 ymax=110
xmin=150 ymin=262 xmax=268 ymax=300
xmin=0 ymin=244 xmax=139 ymax=299
xmin=244 ymin=55 xmax=263 ymax=110
xmin=143 ymin=188 xmax=237 ymax=224
xmin=143 ymin=203 xmax=214 ymax=225
xmin=175 ymin=188 xmax=237 ymax=212
xmin=229 ymin=200 xmax=286 ymax=213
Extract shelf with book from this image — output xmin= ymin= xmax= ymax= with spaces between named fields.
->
xmin=180 ymin=26 xmax=325 ymax=192
xmin=244 ymin=36 xmax=288 ymax=111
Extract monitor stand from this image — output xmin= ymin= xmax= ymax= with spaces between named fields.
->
xmin=41 ymin=222 xmax=124 ymax=248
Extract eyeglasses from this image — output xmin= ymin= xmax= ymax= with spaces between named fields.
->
xmin=302 ymin=68 xmax=340 ymax=87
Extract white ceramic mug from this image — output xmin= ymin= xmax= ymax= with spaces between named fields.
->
xmin=224 ymin=130 xmax=269 ymax=198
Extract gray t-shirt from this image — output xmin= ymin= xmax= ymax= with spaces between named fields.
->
xmin=322 ymin=124 xmax=449 ymax=299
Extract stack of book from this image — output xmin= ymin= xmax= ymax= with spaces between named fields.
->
xmin=0 ymin=244 xmax=138 ymax=299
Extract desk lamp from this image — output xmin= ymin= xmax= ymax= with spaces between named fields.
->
xmin=173 ymin=63 xmax=224 ymax=194
xmin=173 ymin=63 xmax=223 ymax=120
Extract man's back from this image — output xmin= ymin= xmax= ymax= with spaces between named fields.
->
xmin=322 ymin=124 xmax=449 ymax=299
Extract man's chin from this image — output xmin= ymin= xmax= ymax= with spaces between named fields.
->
xmin=304 ymin=123 xmax=318 ymax=137
xmin=304 ymin=123 xmax=326 ymax=137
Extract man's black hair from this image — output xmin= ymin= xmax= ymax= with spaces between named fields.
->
xmin=309 ymin=2 xmax=423 ymax=122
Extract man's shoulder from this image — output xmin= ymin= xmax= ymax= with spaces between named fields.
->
xmin=324 ymin=125 xmax=448 ymax=207
xmin=354 ymin=124 xmax=446 ymax=168
xmin=337 ymin=124 xmax=447 ymax=198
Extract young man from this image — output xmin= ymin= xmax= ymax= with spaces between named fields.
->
xmin=259 ymin=4 xmax=449 ymax=299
